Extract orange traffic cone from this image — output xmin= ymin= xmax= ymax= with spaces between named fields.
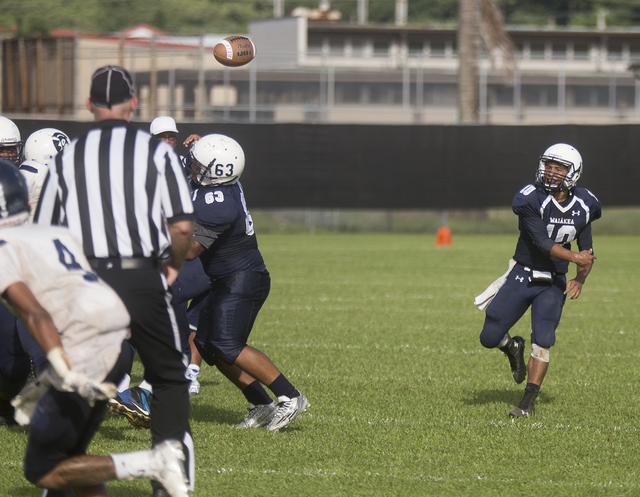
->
xmin=435 ymin=226 xmax=453 ymax=246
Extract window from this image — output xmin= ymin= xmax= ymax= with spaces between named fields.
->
xmin=408 ymin=40 xmax=424 ymax=58
xmin=552 ymin=43 xmax=566 ymax=60
xmin=307 ymin=35 xmax=322 ymax=55
xmin=423 ymin=84 xmax=456 ymax=105
xmin=573 ymin=43 xmax=589 ymax=60
xmin=522 ymin=85 xmax=558 ymax=106
xmin=351 ymin=38 xmax=365 ymax=57
xmin=430 ymin=40 xmax=446 ymax=58
xmin=373 ymin=39 xmax=389 ymax=57
xmin=330 ymin=38 xmax=345 ymax=56
xmin=607 ymin=43 xmax=623 ymax=60
xmin=335 ymin=83 xmax=361 ymax=104
xmin=530 ymin=42 xmax=545 ymax=59
xmin=567 ymin=86 xmax=608 ymax=107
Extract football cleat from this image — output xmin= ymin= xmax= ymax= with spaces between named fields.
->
xmin=149 ymin=439 xmax=190 ymax=497
xmin=185 ymin=367 xmax=200 ymax=395
xmin=266 ymin=393 xmax=310 ymax=432
xmin=502 ymin=336 xmax=527 ymax=384
xmin=107 ymin=386 xmax=151 ymax=429
xmin=234 ymin=402 xmax=277 ymax=429
xmin=509 ymin=385 xmax=539 ymax=417
xmin=0 ymin=398 xmax=17 ymax=427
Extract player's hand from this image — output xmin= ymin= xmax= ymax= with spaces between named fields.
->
xmin=574 ymin=249 xmax=596 ymax=268
xmin=183 ymin=134 xmax=201 ymax=148
xmin=41 ymin=365 xmax=117 ymax=406
xmin=11 ymin=380 xmax=48 ymax=425
xmin=564 ymin=279 xmax=583 ymax=299
xmin=61 ymin=372 xmax=117 ymax=406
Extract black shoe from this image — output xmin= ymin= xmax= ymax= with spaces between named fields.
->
xmin=509 ymin=385 xmax=539 ymax=417
xmin=0 ymin=415 xmax=17 ymax=427
xmin=501 ymin=336 xmax=526 ymax=384
xmin=0 ymin=398 xmax=17 ymax=427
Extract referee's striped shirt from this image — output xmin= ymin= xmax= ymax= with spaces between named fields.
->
xmin=34 ymin=119 xmax=194 ymax=260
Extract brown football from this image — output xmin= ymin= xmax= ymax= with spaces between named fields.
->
xmin=213 ymin=36 xmax=256 ymax=67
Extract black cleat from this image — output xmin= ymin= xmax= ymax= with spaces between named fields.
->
xmin=0 ymin=398 xmax=17 ymax=427
xmin=509 ymin=385 xmax=539 ymax=417
xmin=502 ymin=336 xmax=527 ymax=384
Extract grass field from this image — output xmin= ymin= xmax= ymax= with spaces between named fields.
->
xmin=2 ymin=233 xmax=639 ymax=496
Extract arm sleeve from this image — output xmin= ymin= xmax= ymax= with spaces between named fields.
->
xmin=192 ymin=222 xmax=225 ymax=250
xmin=520 ymin=216 xmax=556 ymax=255
xmin=576 ymin=223 xmax=594 ymax=253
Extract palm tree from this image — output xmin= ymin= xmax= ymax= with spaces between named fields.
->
xmin=458 ymin=0 xmax=516 ymax=123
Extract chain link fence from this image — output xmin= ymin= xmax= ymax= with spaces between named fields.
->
xmin=252 ymin=207 xmax=640 ymax=236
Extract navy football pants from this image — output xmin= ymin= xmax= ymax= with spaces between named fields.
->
xmin=194 ymin=270 xmax=270 ymax=366
xmin=480 ymin=263 xmax=567 ymax=349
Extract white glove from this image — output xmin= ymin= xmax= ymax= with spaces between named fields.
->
xmin=61 ymin=371 xmax=117 ymax=407
xmin=45 ymin=347 xmax=117 ymax=406
xmin=11 ymin=380 xmax=48 ymax=426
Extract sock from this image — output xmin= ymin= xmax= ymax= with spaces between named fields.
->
xmin=138 ymin=380 xmax=153 ymax=393
xmin=116 ymin=374 xmax=131 ymax=393
xmin=241 ymin=380 xmax=273 ymax=406
xmin=267 ymin=374 xmax=299 ymax=401
xmin=526 ymin=383 xmax=540 ymax=392
xmin=188 ymin=365 xmax=200 ymax=374
xmin=111 ymin=450 xmax=153 ymax=480
xmin=498 ymin=334 xmax=510 ymax=350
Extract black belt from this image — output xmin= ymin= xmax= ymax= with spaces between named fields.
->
xmin=88 ymin=257 xmax=158 ymax=270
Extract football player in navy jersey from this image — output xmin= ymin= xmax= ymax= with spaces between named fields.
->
xmin=184 ymin=134 xmax=310 ymax=432
xmin=477 ymin=143 xmax=600 ymax=417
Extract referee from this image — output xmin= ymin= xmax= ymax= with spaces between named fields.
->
xmin=35 ymin=65 xmax=195 ymax=497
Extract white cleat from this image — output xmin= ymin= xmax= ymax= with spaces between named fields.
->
xmin=150 ymin=439 xmax=190 ymax=497
xmin=266 ymin=393 xmax=310 ymax=432
xmin=234 ymin=403 xmax=277 ymax=429
xmin=185 ymin=367 xmax=200 ymax=395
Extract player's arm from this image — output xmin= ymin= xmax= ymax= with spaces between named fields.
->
xmin=4 ymin=282 xmax=116 ymax=404
xmin=163 ymin=218 xmax=195 ymax=285
xmin=185 ymin=222 xmax=226 ymax=261
xmin=562 ymin=223 xmax=596 ymax=299
xmin=3 ymin=281 xmax=62 ymax=354
xmin=521 ymin=216 xmax=596 ymax=267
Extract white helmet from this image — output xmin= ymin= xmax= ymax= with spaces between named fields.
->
xmin=536 ymin=143 xmax=582 ymax=193
xmin=150 ymin=116 xmax=178 ymax=136
xmin=24 ymin=128 xmax=70 ymax=164
xmin=0 ymin=116 xmax=24 ymax=166
xmin=188 ymin=134 xmax=245 ymax=187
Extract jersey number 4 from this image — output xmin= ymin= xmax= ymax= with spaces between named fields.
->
xmin=54 ymin=239 xmax=98 ymax=282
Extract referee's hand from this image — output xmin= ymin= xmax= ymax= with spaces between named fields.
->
xmin=163 ymin=262 xmax=180 ymax=286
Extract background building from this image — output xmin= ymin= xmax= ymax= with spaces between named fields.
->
xmin=3 ymin=17 xmax=640 ymax=125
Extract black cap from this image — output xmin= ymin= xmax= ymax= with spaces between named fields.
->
xmin=89 ymin=65 xmax=135 ymax=108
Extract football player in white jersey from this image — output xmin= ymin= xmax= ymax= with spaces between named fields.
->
xmin=0 ymin=160 xmax=189 ymax=497
xmin=0 ymin=117 xmax=28 ymax=425
xmin=0 ymin=128 xmax=73 ymax=426
xmin=19 ymin=128 xmax=70 ymax=221
xmin=0 ymin=116 xmax=23 ymax=166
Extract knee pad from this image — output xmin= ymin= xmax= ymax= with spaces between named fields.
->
xmin=531 ymin=343 xmax=550 ymax=362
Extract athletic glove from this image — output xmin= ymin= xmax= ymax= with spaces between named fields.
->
xmin=44 ymin=347 xmax=117 ymax=406
xmin=10 ymin=380 xmax=48 ymax=426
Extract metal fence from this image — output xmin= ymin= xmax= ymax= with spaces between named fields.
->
xmin=251 ymin=207 xmax=640 ymax=236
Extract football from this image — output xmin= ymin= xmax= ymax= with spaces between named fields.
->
xmin=213 ymin=36 xmax=256 ymax=67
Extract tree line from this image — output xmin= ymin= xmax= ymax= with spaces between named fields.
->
xmin=0 ymin=0 xmax=639 ymax=37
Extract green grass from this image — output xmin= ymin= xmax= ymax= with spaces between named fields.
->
xmin=2 ymin=234 xmax=640 ymax=496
